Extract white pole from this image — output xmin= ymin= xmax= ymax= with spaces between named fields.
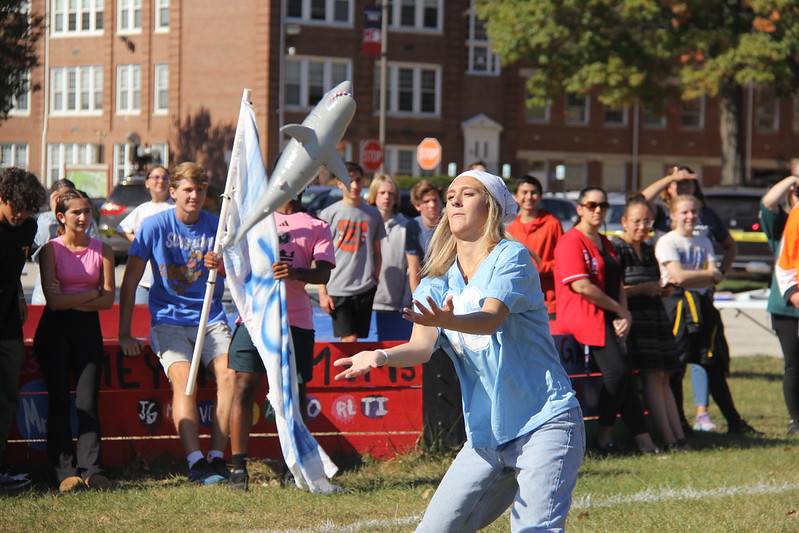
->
xmin=185 ymin=88 xmax=252 ymax=396
xmin=378 ymin=0 xmax=388 ymax=173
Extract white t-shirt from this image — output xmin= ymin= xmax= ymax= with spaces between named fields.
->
xmin=118 ymin=200 xmax=175 ymax=288
xmin=654 ymin=231 xmax=717 ymax=295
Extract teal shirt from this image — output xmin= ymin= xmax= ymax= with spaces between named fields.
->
xmin=760 ymin=203 xmax=799 ymax=317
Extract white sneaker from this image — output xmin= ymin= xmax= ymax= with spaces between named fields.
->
xmin=693 ymin=413 xmax=718 ymax=432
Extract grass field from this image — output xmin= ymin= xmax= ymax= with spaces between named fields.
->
xmin=2 ymin=356 xmax=798 ymax=533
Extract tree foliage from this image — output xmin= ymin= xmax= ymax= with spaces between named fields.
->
xmin=0 ymin=1 xmax=44 ymax=119
xmin=476 ymin=0 xmax=799 ymax=184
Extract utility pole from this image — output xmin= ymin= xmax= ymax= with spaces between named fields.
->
xmin=378 ymin=0 xmax=388 ymax=174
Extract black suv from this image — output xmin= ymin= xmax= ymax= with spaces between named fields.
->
xmin=98 ymin=175 xmax=150 ymax=261
xmin=703 ymin=188 xmax=771 ymax=277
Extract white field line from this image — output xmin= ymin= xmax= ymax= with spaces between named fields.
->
xmin=249 ymin=480 xmax=799 ymax=533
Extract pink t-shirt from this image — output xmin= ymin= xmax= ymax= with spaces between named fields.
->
xmin=274 ymin=211 xmax=336 ymax=330
xmin=50 ymin=236 xmax=103 ymax=294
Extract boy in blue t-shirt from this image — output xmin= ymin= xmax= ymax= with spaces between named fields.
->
xmin=118 ymin=162 xmax=235 ymax=485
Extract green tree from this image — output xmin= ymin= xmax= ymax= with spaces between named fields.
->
xmin=0 ymin=1 xmax=44 ymax=119
xmin=477 ymin=0 xmax=799 ymax=185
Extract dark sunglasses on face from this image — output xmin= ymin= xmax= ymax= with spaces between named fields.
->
xmin=580 ymin=201 xmax=610 ymax=211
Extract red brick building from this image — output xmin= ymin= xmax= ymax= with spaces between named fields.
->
xmin=2 ymin=0 xmax=797 ymax=196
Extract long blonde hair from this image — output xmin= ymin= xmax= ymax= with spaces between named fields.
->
xmin=366 ymin=173 xmax=399 ymax=214
xmin=422 ymin=180 xmax=511 ymax=278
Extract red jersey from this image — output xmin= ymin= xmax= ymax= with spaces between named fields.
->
xmin=553 ymin=227 xmax=616 ymax=346
xmin=506 ymin=210 xmax=563 ymax=315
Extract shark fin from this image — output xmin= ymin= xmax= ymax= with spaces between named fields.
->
xmin=280 ymin=124 xmax=316 ymax=145
xmin=325 ymin=151 xmax=351 ymax=187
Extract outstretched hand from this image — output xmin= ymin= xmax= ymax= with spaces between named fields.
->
xmin=402 ymin=295 xmax=454 ymax=329
xmin=332 ymin=351 xmax=382 ymax=381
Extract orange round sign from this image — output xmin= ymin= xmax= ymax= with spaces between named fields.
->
xmin=417 ymin=137 xmax=442 ymax=170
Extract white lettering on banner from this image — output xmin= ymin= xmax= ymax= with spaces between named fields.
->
xmin=361 ymin=396 xmax=388 ymax=418
xmin=165 ymin=232 xmax=214 ymax=251
xmin=306 ymin=396 xmax=322 ymax=420
xmin=333 ymin=395 xmax=357 ymax=424
xmin=22 ymin=397 xmax=46 ymax=435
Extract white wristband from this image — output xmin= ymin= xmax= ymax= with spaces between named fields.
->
xmin=375 ymin=349 xmax=389 ymax=367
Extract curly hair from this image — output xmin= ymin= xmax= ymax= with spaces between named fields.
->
xmin=0 ymin=167 xmax=47 ymax=212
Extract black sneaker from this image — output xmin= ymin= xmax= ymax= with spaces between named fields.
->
xmin=788 ymin=420 xmax=799 ymax=436
xmin=188 ymin=458 xmax=225 ymax=485
xmin=229 ymin=469 xmax=249 ymax=491
xmin=209 ymin=457 xmax=230 ymax=480
xmin=728 ymin=420 xmax=762 ymax=435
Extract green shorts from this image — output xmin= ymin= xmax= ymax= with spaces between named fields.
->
xmin=227 ymin=323 xmax=316 ymax=384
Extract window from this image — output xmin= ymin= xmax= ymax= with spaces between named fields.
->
xmin=680 ymin=97 xmax=704 ymax=129
xmin=384 ymin=146 xmax=419 ymax=176
xmin=284 ymin=57 xmax=350 ymax=109
xmin=154 ymin=0 xmax=169 ymax=30
xmin=603 ymin=162 xmax=626 ymax=192
xmin=640 ymin=162 xmax=666 ymax=187
xmin=52 ymin=0 xmax=104 ymax=35
xmin=1 ymin=144 xmax=29 ymax=169
xmin=287 ymin=0 xmax=351 ymax=24
xmin=116 ymin=64 xmax=141 ymax=114
xmin=153 ymin=63 xmax=168 ymax=113
xmin=387 ymin=0 xmax=441 ymax=31
xmin=603 ymin=106 xmax=627 ymax=126
xmin=9 ymin=71 xmax=31 ymax=115
xmin=466 ymin=2 xmax=499 ymax=75
xmin=51 ymin=65 xmax=103 ymax=114
xmin=375 ymin=63 xmax=440 ymax=116
xmin=525 ymin=100 xmax=550 ymax=123
xmin=560 ymin=162 xmax=587 ymax=191
xmin=114 ymin=142 xmax=169 ymax=182
xmin=564 ymin=93 xmax=589 ymax=124
xmin=641 ymin=107 xmax=666 ymax=128
xmin=756 ymin=87 xmax=778 ymax=132
xmin=47 ymin=143 xmax=102 ymax=181
xmin=117 ymin=0 xmax=141 ymax=32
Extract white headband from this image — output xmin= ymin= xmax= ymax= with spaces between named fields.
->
xmin=451 ymin=170 xmax=518 ymax=224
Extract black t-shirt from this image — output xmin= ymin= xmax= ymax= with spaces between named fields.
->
xmin=0 ymin=217 xmax=36 ymax=339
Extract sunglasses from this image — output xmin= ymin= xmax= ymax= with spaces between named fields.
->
xmin=580 ymin=201 xmax=610 ymax=211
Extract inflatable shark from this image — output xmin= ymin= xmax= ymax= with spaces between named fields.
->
xmin=228 ymin=81 xmax=356 ymax=247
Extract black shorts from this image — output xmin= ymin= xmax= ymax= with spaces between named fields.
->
xmin=227 ymin=323 xmax=316 ymax=384
xmin=330 ymin=286 xmax=376 ymax=339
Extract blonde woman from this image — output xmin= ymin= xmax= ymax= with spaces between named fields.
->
xmin=334 ymin=171 xmax=584 ymax=532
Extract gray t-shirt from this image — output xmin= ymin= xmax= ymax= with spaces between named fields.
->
xmin=373 ymin=214 xmax=423 ymax=311
xmin=320 ymin=201 xmax=386 ymax=297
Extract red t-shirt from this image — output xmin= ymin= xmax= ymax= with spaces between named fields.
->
xmin=552 ymin=227 xmax=615 ymax=346
xmin=506 ymin=210 xmax=562 ymax=315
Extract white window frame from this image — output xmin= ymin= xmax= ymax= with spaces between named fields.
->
xmin=154 ymin=0 xmax=169 ymax=31
xmin=283 ymin=56 xmax=352 ymax=110
xmin=389 ymin=0 xmax=442 ymax=32
xmin=564 ymin=93 xmax=589 ymax=125
xmin=286 ymin=0 xmax=353 ymax=26
xmin=375 ymin=62 xmax=441 ymax=117
xmin=756 ymin=87 xmax=779 ymax=133
xmin=50 ymin=65 xmax=103 ymax=115
xmin=9 ymin=71 xmax=31 ymax=116
xmin=117 ymin=0 xmax=142 ymax=34
xmin=116 ymin=64 xmax=141 ymax=115
xmin=47 ymin=143 xmax=102 ymax=182
xmin=51 ymin=0 xmax=104 ymax=36
xmin=150 ymin=142 xmax=169 ymax=168
xmin=385 ymin=145 xmax=421 ymax=176
xmin=153 ymin=63 xmax=168 ymax=114
xmin=466 ymin=2 xmax=499 ymax=75
xmin=113 ymin=143 xmax=133 ymax=182
xmin=641 ymin=107 xmax=666 ymax=129
xmin=1 ymin=143 xmax=29 ymax=169
xmin=603 ymin=105 xmax=628 ymax=127
xmin=679 ymin=97 xmax=705 ymax=130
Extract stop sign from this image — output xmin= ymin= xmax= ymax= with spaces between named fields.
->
xmin=417 ymin=137 xmax=442 ymax=170
xmin=360 ymin=140 xmax=383 ymax=172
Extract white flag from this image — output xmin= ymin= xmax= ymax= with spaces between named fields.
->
xmin=221 ymin=94 xmax=338 ymax=493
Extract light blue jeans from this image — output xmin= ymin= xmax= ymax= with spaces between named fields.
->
xmin=415 ymin=406 xmax=585 ymax=533
xmin=691 ymin=363 xmax=710 ymax=407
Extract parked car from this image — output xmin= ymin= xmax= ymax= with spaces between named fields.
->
xmin=540 ymin=194 xmax=578 ymax=230
xmin=703 ymin=188 xmax=771 ymax=277
xmin=97 ymin=175 xmax=150 ymax=261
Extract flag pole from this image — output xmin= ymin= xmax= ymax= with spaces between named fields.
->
xmin=186 ymin=88 xmax=252 ymax=396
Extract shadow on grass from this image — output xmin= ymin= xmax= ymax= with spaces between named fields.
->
xmin=729 ymin=371 xmax=783 ymax=382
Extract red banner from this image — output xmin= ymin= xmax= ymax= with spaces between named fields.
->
xmin=362 ymin=5 xmax=382 ymax=56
